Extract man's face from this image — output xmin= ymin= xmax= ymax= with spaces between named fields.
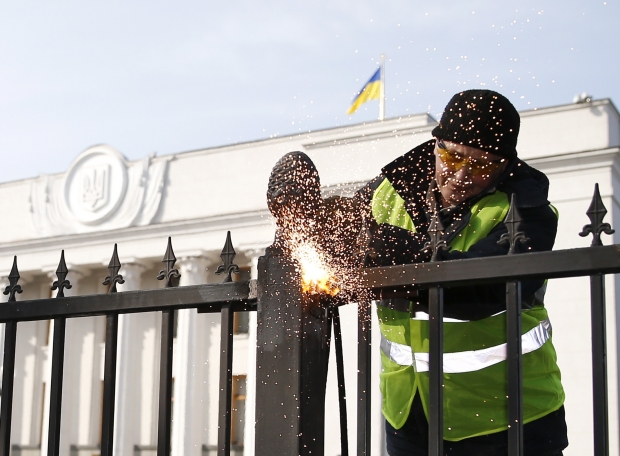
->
xmin=434 ymin=139 xmax=508 ymax=207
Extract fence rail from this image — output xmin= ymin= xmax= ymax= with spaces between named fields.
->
xmin=0 ymin=282 xmax=256 ymax=323
xmin=359 ymin=244 xmax=620 ymax=288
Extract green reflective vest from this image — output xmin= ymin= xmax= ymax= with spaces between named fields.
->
xmin=373 ymin=178 xmax=564 ymax=441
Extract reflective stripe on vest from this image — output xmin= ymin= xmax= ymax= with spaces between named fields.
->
xmin=381 ymin=319 xmax=551 ymax=374
xmin=410 ymin=310 xmax=506 ymax=322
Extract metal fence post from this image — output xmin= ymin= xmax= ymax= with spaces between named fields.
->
xmin=357 ymin=300 xmax=371 ymax=456
xmin=506 ymin=281 xmax=523 ymax=456
xmin=0 ymin=256 xmax=22 ymax=456
xmin=579 ymin=184 xmax=614 ymax=456
xmin=590 ymin=273 xmax=609 ymax=456
xmin=428 ymin=286 xmax=444 ymax=456
xmin=255 ymin=246 xmax=330 ymax=456
xmin=427 ymin=215 xmax=447 ymax=456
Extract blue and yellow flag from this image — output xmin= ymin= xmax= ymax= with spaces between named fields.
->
xmin=347 ymin=68 xmax=381 ymax=115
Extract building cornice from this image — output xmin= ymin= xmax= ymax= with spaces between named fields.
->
xmin=3 ymin=99 xmax=617 ymax=188
xmin=5 ymin=145 xmax=618 ymax=256
xmin=520 ymin=98 xmax=619 ymax=119
xmin=171 ymin=113 xmax=435 ymax=158
xmin=0 ymin=209 xmax=273 ymax=257
xmin=525 ymin=146 xmax=620 ymax=174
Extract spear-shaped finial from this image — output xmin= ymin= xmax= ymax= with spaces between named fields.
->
xmin=51 ymin=250 xmax=73 ymax=298
xmin=579 ymin=183 xmax=615 ymax=246
xmin=103 ymin=244 xmax=125 ymax=292
xmin=157 ymin=237 xmax=181 ymax=288
xmin=215 ymin=231 xmax=240 ymax=283
xmin=3 ymin=256 xmax=23 ymax=302
xmin=498 ymin=194 xmax=530 ymax=254
xmin=424 ymin=213 xmax=448 ymax=262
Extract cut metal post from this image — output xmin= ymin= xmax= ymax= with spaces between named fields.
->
xmin=590 ymin=273 xmax=609 ymax=456
xmin=255 ymin=246 xmax=330 ymax=456
xmin=428 ymin=286 xmax=444 ymax=456
xmin=506 ymin=281 xmax=523 ymax=456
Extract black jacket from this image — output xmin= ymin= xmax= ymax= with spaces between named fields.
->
xmin=357 ymin=139 xmax=558 ymax=321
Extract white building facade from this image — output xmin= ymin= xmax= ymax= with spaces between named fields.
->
xmin=0 ymin=98 xmax=619 ymax=456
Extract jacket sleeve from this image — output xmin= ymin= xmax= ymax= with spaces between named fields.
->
xmin=431 ymin=203 xmax=558 ymax=320
xmin=367 ymin=223 xmax=431 ymax=266
xmin=354 ymin=175 xmax=431 ymax=266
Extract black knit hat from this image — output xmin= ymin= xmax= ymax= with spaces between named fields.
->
xmin=431 ymin=90 xmax=520 ymax=159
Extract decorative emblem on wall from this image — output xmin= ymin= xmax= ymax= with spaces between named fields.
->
xmin=81 ymin=164 xmax=110 ymax=212
xmin=30 ymin=145 xmax=171 ymax=235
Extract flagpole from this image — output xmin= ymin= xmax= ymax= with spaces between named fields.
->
xmin=379 ymin=54 xmax=386 ymax=121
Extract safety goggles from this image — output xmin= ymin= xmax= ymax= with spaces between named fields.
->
xmin=436 ymin=140 xmax=505 ymax=176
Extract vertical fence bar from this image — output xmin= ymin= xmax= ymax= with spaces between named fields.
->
xmin=100 ymin=314 xmax=119 ymax=456
xmin=300 ymin=295 xmax=331 ymax=456
xmin=332 ymin=307 xmax=349 ymax=456
xmin=47 ymin=318 xmax=66 ymax=456
xmin=0 ymin=256 xmax=22 ymax=456
xmin=100 ymin=244 xmax=123 ymax=456
xmin=0 ymin=321 xmax=17 ymax=456
xmin=506 ymin=281 xmax=523 ymax=456
xmin=357 ymin=300 xmax=372 ymax=456
xmin=578 ymin=184 xmax=612 ymax=455
xmin=217 ymin=303 xmax=234 ymax=456
xmin=428 ymin=286 xmax=444 ymax=456
xmin=157 ymin=309 xmax=175 ymax=456
xmin=155 ymin=237 xmax=180 ymax=456
xmin=47 ymin=250 xmax=72 ymax=456
xmin=590 ymin=273 xmax=609 ymax=456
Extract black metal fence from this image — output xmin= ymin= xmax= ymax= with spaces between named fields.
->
xmin=0 ymin=185 xmax=618 ymax=456
xmin=0 ymin=233 xmax=256 ymax=456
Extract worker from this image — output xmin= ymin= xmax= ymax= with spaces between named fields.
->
xmin=358 ymin=90 xmax=568 ymax=455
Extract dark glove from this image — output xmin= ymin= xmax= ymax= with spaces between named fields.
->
xmin=365 ymin=222 xmax=431 ymax=266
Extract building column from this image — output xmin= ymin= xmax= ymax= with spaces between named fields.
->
xmin=113 ymin=261 xmax=155 ymax=456
xmin=171 ymin=256 xmax=209 ymax=456
xmin=242 ymin=249 xmax=263 ymax=456
xmin=0 ymin=276 xmax=8 ymax=302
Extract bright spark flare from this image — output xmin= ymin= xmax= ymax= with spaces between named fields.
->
xmin=290 ymin=238 xmax=340 ymax=296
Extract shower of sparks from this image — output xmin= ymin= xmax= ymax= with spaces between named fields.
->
xmin=275 ymin=194 xmax=371 ymax=304
xmin=267 ymin=151 xmax=372 ymax=305
xmin=288 ymin=234 xmax=340 ymax=296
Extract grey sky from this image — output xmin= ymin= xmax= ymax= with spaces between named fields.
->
xmin=1 ymin=0 xmax=618 ymax=183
